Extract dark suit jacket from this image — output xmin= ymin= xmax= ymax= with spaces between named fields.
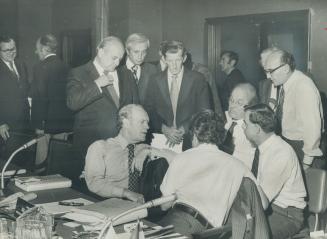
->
xmin=145 ymin=68 xmax=212 ymax=150
xmin=66 ymin=61 xmax=139 ymax=158
xmin=0 ymin=59 xmax=30 ymax=131
xmin=31 ymin=55 xmax=73 ymax=134
xmin=119 ymin=62 xmax=157 ymax=106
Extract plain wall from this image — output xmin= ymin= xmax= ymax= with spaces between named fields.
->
xmin=128 ymin=0 xmax=327 ymax=92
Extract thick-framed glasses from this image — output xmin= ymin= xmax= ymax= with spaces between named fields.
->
xmin=264 ymin=64 xmax=286 ymax=75
xmin=0 ymin=47 xmax=16 ymax=53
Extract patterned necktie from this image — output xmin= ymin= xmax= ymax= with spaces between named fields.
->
xmin=170 ymin=74 xmax=179 ymax=127
xmin=251 ymin=147 xmax=260 ymax=178
xmin=9 ymin=61 xmax=19 ymax=80
xmin=131 ymin=65 xmax=139 ymax=82
xmin=221 ymin=121 xmax=237 ymax=154
xmin=275 ymin=86 xmax=284 ymax=135
xmin=127 ymin=144 xmax=139 ymax=192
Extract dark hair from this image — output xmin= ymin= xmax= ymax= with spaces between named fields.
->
xmin=189 ymin=109 xmax=226 ymax=146
xmin=0 ymin=35 xmax=14 ymax=44
xmin=280 ymin=50 xmax=296 ymax=72
xmin=244 ymin=103 xmax=276 ymax=133
xmin=162 ymin=40 xmax=187 ymax=58
xmin=221 ymin=50 xmax=239 ymax=65
xmin=39 ymin=34 xmax=57 ymax=53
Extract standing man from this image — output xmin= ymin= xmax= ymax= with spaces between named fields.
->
xmin=264 ymin=49 xmax=323 ymax=168
xmin=67 ymin=36 xmax=139 ymax=161
xmin=121 ymin=33 xmax=157 ymax=105
xmin=145 ymin=40 xmax=212 ymax=150
xmin=85 ymin=104 xmax=150 ymax=203
xmin=31 ymin=34 xmax=73 ymax=172
xmin=219 ymin=50 xmax=246 ymax=111
xmin=243 ymin=104 xmax=307 ymax=238
xmin=258 ymin=47 xmax=279 ymax=109
xmin=0 ymin=36 xmax=30 ymax=161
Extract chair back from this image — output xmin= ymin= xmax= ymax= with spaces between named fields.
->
xmin=305 ymin=168 xmax=327 ymax=214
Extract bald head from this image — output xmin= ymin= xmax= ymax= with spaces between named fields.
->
xmin=228 ymin=83 xmax=258 ymax=120
xmin=96 ymin=36 xmax=125 ymax=72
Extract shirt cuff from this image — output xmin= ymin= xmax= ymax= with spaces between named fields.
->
xmin=303 ymin=155 xmax=314 ymax=165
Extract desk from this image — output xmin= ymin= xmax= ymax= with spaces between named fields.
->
xmin=7 ymin=182 xmax=99 ymax=238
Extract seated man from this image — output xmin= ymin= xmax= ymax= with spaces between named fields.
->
xmin=243 ymin=103 xmax=307 ymax=239
xmin=84 ymin=104 xmax=151 ymax=203
xmin=221 ymin=83 xmax=258 ymax=168
xmin=158 ymin=109 xmax=267 ymax=236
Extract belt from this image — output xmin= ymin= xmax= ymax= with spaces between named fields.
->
xmin=173 ymin=203 xmax=213 ymax=229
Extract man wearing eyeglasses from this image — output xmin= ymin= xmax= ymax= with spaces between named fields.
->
xmin=0 ymin=36 xmax=30 ymax=161
xmin=264 ymin=49 xmax=323 ymax=169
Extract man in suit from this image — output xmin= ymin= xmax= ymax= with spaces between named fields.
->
xmin=67 ymin=36 xmax=139 ymax=161
xmin=219 ymin=50 xmax=246 ymax=111
xmin=264 ymin=49 xmax=323 ymax=169
xmin=121 ymin=33 xmax=157 ymax=106
xmin=145 ymin=40 xmax=212 ymax=150
xmin=0 ymin=36 xmax=30 ymax=161
xmin=258 ymin=47 xmax=279 ymax=109
xmin=31 ymin=34 xmax=73 ymax=171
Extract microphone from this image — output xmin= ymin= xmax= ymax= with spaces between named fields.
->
xmin=1 ymin=136 xmax=43 ymax=191
xmin=97 ymin=194 xmax=177 ymax=239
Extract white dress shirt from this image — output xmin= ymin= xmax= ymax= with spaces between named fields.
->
xmin=160 ymin=143 xmax=256 ymax=227
xmin=167 ymin=67 xmax=184 ymax=95
xmin=2 ymin=59 xmax=19 ymax=78
xmin=282 ymin=70 xmax=323 ymax=164
xmin=257 ymin=134 xmax=307 ymax=209
xmin=225 ymin=112 xmax=256 ymax=169
xmin=93 ymin=59 xmax=120 ymax=97
xmin=126 ymin=58 xmax=141 ymax=80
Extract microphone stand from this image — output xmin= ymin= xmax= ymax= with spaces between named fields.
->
xmin=0 ymin=137 xmax=41 ymax=195
xmin=97 ymin=194 xmax=177 ymax=239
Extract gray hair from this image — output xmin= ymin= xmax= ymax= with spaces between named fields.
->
xmin=125 ymin=33 xmax=150 ymax=50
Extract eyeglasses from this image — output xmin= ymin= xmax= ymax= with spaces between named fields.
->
xmin=264 ymin=64 xmax=286 ymax=75
xmin=229 ymin=98 xmax=247 ymax=107
xmin=0 ymin=47 xmax=16 ymax=53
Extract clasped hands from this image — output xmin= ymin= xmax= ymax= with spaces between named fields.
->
xmin=162 ymin=124 xmax=184 ymax=148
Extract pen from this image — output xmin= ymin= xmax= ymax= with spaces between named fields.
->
xmin=58 ymin=201 xmax=85 ymax=206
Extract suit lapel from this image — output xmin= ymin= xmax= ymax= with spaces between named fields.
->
xmin=157 ymin=71 xmax=172 ymax=109
xmin=177 ymin=68 xmax=192 ymax=112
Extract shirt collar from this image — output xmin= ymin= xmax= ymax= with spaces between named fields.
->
xmin=93 ymin=58 xmax=105 ymax=75
xmin=258 ymin=134 xmax=276 ymax=152
xmin=114 ymin=134 xmax=129 ymax=149
xmin=194 ymin=143 xmax=219 ymax=151
xmin=126 ymin=57 xmax=137 ymax=70
xmin=283 ymin=70 xmax=297 ymax=92
xmin=44 ymin=53 xmax=56 ymax=60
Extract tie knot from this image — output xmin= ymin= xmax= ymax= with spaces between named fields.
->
xmin=103 ymin=70 xmax=110 ymax=76
xmin=131 ymin=65 xmax=138 ymax=72
xmin=127 ymin=144 xmax=135 ymax=151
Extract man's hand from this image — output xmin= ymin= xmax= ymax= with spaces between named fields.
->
xmin=150 ymin=147 xmax=177 ymax=163
xmin=0 ymin=124 xmax=10 ymax=141
xmin=134 ymin=144 xmax=151 ymax=171
xmin=162 ymin=125 xmax=183 ymax=147
xmin=95 ymin=74 xmax=114 ymax=88
xmin=123 ymin=189 xmax=145 ymax=204
xmin=35 ymin=128 xmax=45 ymax=136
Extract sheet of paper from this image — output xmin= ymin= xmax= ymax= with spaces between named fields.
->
xmin=151 ymin=133 xmax=182 ymax=153
xmin=36 ymin=198 xmax=94 ymax=215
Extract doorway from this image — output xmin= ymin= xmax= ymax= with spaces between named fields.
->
xmin=206 ymin=10 xmax=311 ymax=87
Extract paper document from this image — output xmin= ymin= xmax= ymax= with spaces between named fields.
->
xmin=36 ymin=198 xmax=94 ymax=215
xmin=0 ymin=169 xmax=26 ymax=177
xmin=151 ymin=133 xmax=182 ymax=153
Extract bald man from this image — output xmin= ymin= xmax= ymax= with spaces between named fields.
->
xmin=221 ymin=83 xmax=258 ymax=169
xmin=67 ymin=36 xmax=139 ymax=160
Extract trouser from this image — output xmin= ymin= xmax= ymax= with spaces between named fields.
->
xmin=267 ymin=204 xmax=305 ymax=239
xmin=35 ymin=132 xmax=70 ymax=166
